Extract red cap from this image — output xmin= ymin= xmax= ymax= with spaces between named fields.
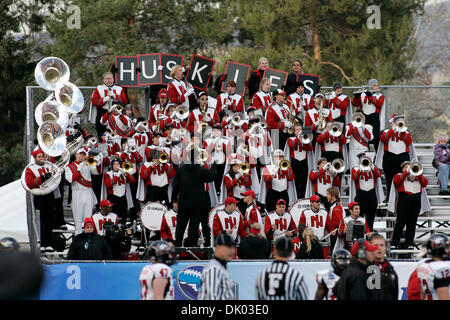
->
xmin=100 ymin=199 xmax=114 ymax=208
xmin=276 ymin=199 xmax=286 ymax=206
xmin=31 ymin=149 xmax=45 ymax=159
xmin=348 ymin=202 xmax=359 ymax=210
xmin=351 ymin=240 xmax=379 ymax=256
xmin=310 ymin=195 xmax=321 ymax=202
xmin=241 ymin=190 xmax=256 ymax=198
xmin=225 ymin=197 xmax=239 ymax=206
xmin=83 ymin=217 xmax=95 ymax=229
xmin=158 ymin=88 xmax=168 ymax=98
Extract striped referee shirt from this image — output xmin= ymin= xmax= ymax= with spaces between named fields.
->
xmin=198 ymin=258 xmax=235 ymax=300
xmin=255 ymin=260 xmax=309 ymax=300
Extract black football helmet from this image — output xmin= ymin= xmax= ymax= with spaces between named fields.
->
xmin=426 ymin=234 xmax=449 ymax=260
xmin=331 ymin=249 xmax=352 ymax=275
xmin=0 ymin=237 xmax=20 ymax=253
xmin=146 ymin=240 xmax=177 ymax=266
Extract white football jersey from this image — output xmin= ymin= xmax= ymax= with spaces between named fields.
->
xmin=416 ymin=259 xmax=450 ymax=300
xmin=139 ymin=263 xmax=174 ymax=300
xmin=316 ymin=269 xmax=339 ymax=300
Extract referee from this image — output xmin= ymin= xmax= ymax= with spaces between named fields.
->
xmin=198 ymin=233 xmax=236 ymax=300
xmin=255 ymin=237 xmax=309 ymax=300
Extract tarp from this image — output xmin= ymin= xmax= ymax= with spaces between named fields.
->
xmin=0 ymin=180 xmax=29 ymax=243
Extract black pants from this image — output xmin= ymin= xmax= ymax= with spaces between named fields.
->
xmin=175 ymin=207 xmax=211 ymax=247
xmin=146 ymin=185 xmax=169 ymax=205
xmin=34 ymin=193 xmax=57 ymax=248
xmin=355 ymin=189 xmax=378 ymax=231
xmin=95 ymin=108 xmax=108 ymax=140
xmin=365 ymin=112 xmax=381 ymax=151
xmin=265 ymin=189 xmax=289 ymax=212
xmin=391 ymin=192 xmax=421 ymax=247
xmin=291 ymin=158 xmax=308 ymax=198
xmin=128 ymin=176 xmax=139 ymax=221
xmin=214 ymin=163 xmax=226 ymax=195
xmin=107 ymin=194 xmax=128 ymax=224
xmin=383 ymin=151 xmax=410 ymax=200
xmin=92 ymin=174 xmax=102 ymax=212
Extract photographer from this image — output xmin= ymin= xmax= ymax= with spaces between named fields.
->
xmin=103 ymin=221 xmax=132 ymax=260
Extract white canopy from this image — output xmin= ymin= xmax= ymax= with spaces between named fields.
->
xmin=0 ymin=180 xmax=29 ymax=243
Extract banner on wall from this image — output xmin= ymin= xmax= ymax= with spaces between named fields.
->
xmin=40 ymin=261 xmax=418 ymax=300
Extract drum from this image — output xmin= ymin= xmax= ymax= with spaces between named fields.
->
xmin=289 ymin=198 xmax=326 ymax=229
xmin=139 ymin=201 xmax=168 ymax=230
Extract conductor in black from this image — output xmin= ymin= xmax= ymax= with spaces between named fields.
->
xmin=255 ymin=237 xmax=309 ymax=300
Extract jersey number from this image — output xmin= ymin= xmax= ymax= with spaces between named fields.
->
xmin=421 ymin=279 xmax=433 ymax=300
xmin=160 ymin=268 xmax=169 ymax=278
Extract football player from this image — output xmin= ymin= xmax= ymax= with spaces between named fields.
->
xmin=315 ymin=249 xmax=351 ymax=300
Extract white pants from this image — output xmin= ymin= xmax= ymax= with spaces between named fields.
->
xmin=72 ymin=189 xmax=97 ymax=235
xmin=349 ymin=144 xmax=368 ymax=171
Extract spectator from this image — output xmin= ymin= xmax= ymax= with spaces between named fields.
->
xmin=296 ymin=227 xmax=324 ymax=259
xmin=67 ymin=217 xmax=112 ymax=260
xmin=103 ymin=221 xmax=132 ymax=260
xmin=434 ymin=134 xmax=450 ymax=195
xmin=248 ymin=57 xmax=269 ymax=99
xmin=284 ymin=60 xmax=304 ymax=95
xmin=237 ymin=223 xmax=272 ymax=259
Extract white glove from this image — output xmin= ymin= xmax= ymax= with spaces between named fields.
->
xmin=103 ymin=96 xmax=112 ymax=103
xmin=203 ymin=115 xmax=211 ymax=122
xmin=157 ymin=65 xmax=163 ymax=71
xmin=323 ymin=163 xmax=331 ymax=171
xmin=235 ymin=173 xmax=242 ymax=180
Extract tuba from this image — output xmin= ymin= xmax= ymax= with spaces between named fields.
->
xmin=35 ymin=100 xmax=69 ymax=131
xmin=54 ymin=81 xmax=84 ymax=114
xmin=408 ymin=162 xmax=423 ymax=177
xmin=54 ymin=149 xmax=70 ymax=169
xmin=34 ymin=57 xmax=70 ymax=91
xmin=352 ymin=112 xmax=365 ymax=128
xmin=360 ymin=155 xmax=372 ymax=172
xmin=21 ymin=161 xmax=62 ymax=196
xmin=329 ymin=122 xmax=343 ymax=137
xmin=37 ymin=120 xmax=67 ymax=157
xmin=330 ymin=158 xmax=345 ymax=175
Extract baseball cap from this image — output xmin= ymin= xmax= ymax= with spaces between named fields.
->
xmin=76 ymin=148 xmax=87 ymax=155
xmin=275 ymin=236 xmax=293 ymax=252
xmin=276 ymin=199 xmax=286 ymax=206
xmin=198 ymin=91 xmax=208 ymax=98
xmin=310 ymin=195 xmax=321 ymax=203
xmin=31 ymin=149 xmax=44 ymax=158
xmin=348 ymin=202 xmax=359 ymax=210
xmin=100 ymin=199 xmax=114 ymax=208
xmin=215 ymin=233 xmax=235 ymax=247
xmin=241 ymin=190 xmax=256 ymax=198
xmin=225 ymin=197 xmax=239 ymax=206
xmin=350 ymin=240 xmax=378 ymax=256
xmin=83 ymin=217 xmax=95 ymax=229
xmin=272 ymin=89 xmax=286 ymax=97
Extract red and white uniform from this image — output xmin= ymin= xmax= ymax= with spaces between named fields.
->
xmin=104 ymin=170 xmax=135 ymax=197
xmin=328 ymin=201 xmax=344 ymax=234
xmin=213 ymin=209 xmax=247 ymax=242
xmin=380 ymin=128 xmax=413 ymax=154
xmin=316 ymin=131 xmax=347 ymax=153
xmin=345 ymin=123 xmax=373 ymax=169
xmin=299 ymin=208 xmax=332 ymax=239
xmin=287 ymin=92 xmax=314 ymax=119
xmin=148 ymin=103 xmax=168 ymax=127
xmin=216 ymin=92 xmax=245 ymax=114
xmin=167 ymin=78 xmax=189 ymax=108
xmin=144 ymin=145 xmax=172 ymax=163
xmin=160 ymin=209 xmax=189 ymax=241
xmin=252 ymin=91 xmax=272 ymax=115
xmin=25 ymin=162 xmax=53 ymax=190
xmin=65 ymin=161 xmax=100 ymax=235
xmin=304 ymin=108 xmax=333 ymax=133
xmin=351 ymin=166 xmax=382 ymax=191
xmin=263 ymin=164 xmax=295 ymax=193
xmin=316 ymin=269 xmax=339 ymax=300
xmin=186 ymin=107 xmax=219 ymax=132
xmin=264 ymin=211 xmax=296 ymax=241
xmin=100 ymin=112 xmax=133 ymax=137
xmin=324 ymin=92 xmax=350 ymax=121
xmin=393 ymin=171 xmax=428 ymax=195
xmin=91 ymin=84 xmax=128 ymax=109
xmin=337 ymin=216 xmax=371 ymax=244
xmin=129 ymin=131 xmax=151 ymax=161
xmin=223 ymin=173 xmax=252 ymax=199
xmin=139 ymin=162 xmax=175 ymax=188
xmin=139 ymin=263 xmax=174 ymax=300
xmin=352 ymin=92 xmax=385 ymax=116
xmin=91 ymin=211 xmax=118 ymax=236
xmin=222 ymin=118 xmax=248 ymax=138
xmin=309 ymin=168 xmax=341 ymax=197
xmin=265 ymin=103 xmax=290 ymax=133
xmin=243 ymin=130 xmax=271 ymax=159
xmin=416 ymin=259 xmax=450 ymax=300
xmin=244 ymin=202 xmax=264 ymax=237
xmin=286 ymin=136 xmax=313 ymax=162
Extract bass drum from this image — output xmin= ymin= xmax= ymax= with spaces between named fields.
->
xmin=139 ymin=201 xmax=168 ymax=231
xmin=289 ymin=198 xmax=325 ymax=229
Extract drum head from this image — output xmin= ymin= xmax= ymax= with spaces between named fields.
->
xmin=140 ymin=201 xmax=168 ymax=230
xmin=289 ymin=198 xmax=326 ymax=228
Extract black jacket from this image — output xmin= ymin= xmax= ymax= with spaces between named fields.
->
xmin=172 ymin=163 xmax=216 ymax=209
xmin=67 ymin=232 xmax=112 ymax=260
xmin=237 ymin=235 xmax=272 ymax=259
xmin=370 ymin=259 xmax=399 ymax=300
xmin=284 ymin=72 xmax=303 ymax=96
xmin=295 ymin=240 xmax=324 ymax=259
xmin=248 ymin=69 xmax=263 ymax=99
xmin=335 ymin=258 xmax=372 ymax=300
xmin=104 ymin=231 xmax=131 ymax=260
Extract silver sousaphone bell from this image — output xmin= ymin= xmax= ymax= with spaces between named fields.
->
xmin=37 ymin=120 xmax=67 ymax=157
xmin=35 ymin=100 xmax=69 ymax=131
xmin=55 ymin=81 xmax=84 ymax=114
xmin=34 ymin=57 xmax=70 ymax=91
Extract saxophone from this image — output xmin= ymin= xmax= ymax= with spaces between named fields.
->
xmin=317 ymin=99 xmax=327 ymax=132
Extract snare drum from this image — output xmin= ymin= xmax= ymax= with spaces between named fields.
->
xmin=139 ymin=201 xmax=168 ymax=230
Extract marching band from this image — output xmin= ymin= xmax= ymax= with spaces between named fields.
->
xmin=23 ymin=56 xmax=431 ymax=257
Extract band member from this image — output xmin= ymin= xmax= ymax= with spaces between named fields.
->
xmin=344 ymin=113 xmax=373 ymax=171
xmin=186 ymin=91 xmax=219 ymax=133
xmin=167 ymin=65 xmax=194 ymax=109
xmin=304 ymin=93 xmax=333 ymax=141
xmin=259 ymin=149 xmax=296 ymax=212
xmin=216 ymin=80 xmax=245 ymax=116
xmin=160 ymin=199 xmax=188 ymax=243
xmin=25 ymin=149 xmax=58 ymax=249
xmin=100 ymin=103 xmax=133 ymax=138
xmin=376 ymin=115 xmax=414 ymax=201
xmin=128 ymin=120 xmax=151 ymax=161
xmin=286 ymin=81 xmax=314 ymax=123
xmin=390 ymin=161 xmax=429 ymax=249
xmin=352 ymin=79 xmax=386 ymax=150
xmin=212 ymin=197 xmax=247 ymax=245
xmin=350 ymin=153 xmax=383 ymax=231
xmin=326 ymin=187 xmax=344 ymax=252
xmin=168 ymin=104 xmax=188 ymax=130
xmin=307 ymin=158 xmax=341 ymax=210
xmin=221 ymin=112 xmax=248 ymax=140
xmin=144 ymin=132 xmax=172 ymax=163
xmin=334 ymin=202 xmax=373 ymax=252
xmin=222 ymin=159 xmax=252 ymax=214
xmin=299 ymin=195 xmax=332 ymax=240
xmin=284 ymin=123 xmax=314 ymax=198
xmin=91 ymin=199 xmax=118 ymax=236
xmin=284 ymin=60 xmax=304 ymax=95
xmin=324 ymin=82 xmax=352 ymax=125
xmin=243 ymin=118 xmax=272 ymax=179
xmin=248 ymin=57 xmax=269 ymax=99
xmin=242 ymin=190 xmax=264 ymax=237
xmin=65 ymin=148 xmax=101 ymax=235
xmin=103 ymin=158 xmax=136 ymax=225
xmin=316 ymin=122 xmax=347 ymax=164
xmin=252 ymin=77 xmax=272 ymax=115
xmin=90 ymin=72 xmax=128 ymax=139
xmin=265 ymin=89 xmax=292 ymax=151
xmin=148 ymin=88 xmax=169 ymax=127
xmin=264 ymin=199 xmax=297 ymax=242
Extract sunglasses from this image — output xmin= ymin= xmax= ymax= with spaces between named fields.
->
xmin=200 ymin=98 xmax=208 ymax=101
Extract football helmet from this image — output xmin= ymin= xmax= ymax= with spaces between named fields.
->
xmin=426 ymin=233 xmax=449 ymax=260
xmin=0 ymin=237 xmax=20 ymax=253
xmin=146 ymin=240 xmax=177 ymax=266
xmin=331 ymin=249 xmax=352 ymax=275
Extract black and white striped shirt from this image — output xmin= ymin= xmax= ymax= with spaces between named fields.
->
xmin=255 ymin=260 xmax=309 ymax=300
xmin=198 ymin=258 xmax=236 ymax=300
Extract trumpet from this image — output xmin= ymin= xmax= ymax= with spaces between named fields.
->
xmin=394 ymin=117 xmax=407 ymax=133
xmin=86 ymin=155 xmax=98 ymax=166
xmin=330 ymin=158 xmax=345 ymax=175
xmin=408 ymin=162 xmax=423 ymax=177
xmin=159 ymin=151 xmax=169 ymax=164
xmin=122 ymin=161 xmax=134 ymax=173
xmin=360 ymin=156 xmax=372 ymax=172
xmin=352 ymin=112 xmax=365 ymax=128
xmin=239 ymin=162 xmax=250 ymax=175
xmin=128 ymin=145 xmax=137 ymax=153
xmin=197 ymin=148 xmax=209 ymax=163
xmin=110 ymin=104 xmax=123 ymax=113
xmin=174 ymin=105 xmax=189 ymax=120
xmin=279 ymin=159 xmax=291 ymax=171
